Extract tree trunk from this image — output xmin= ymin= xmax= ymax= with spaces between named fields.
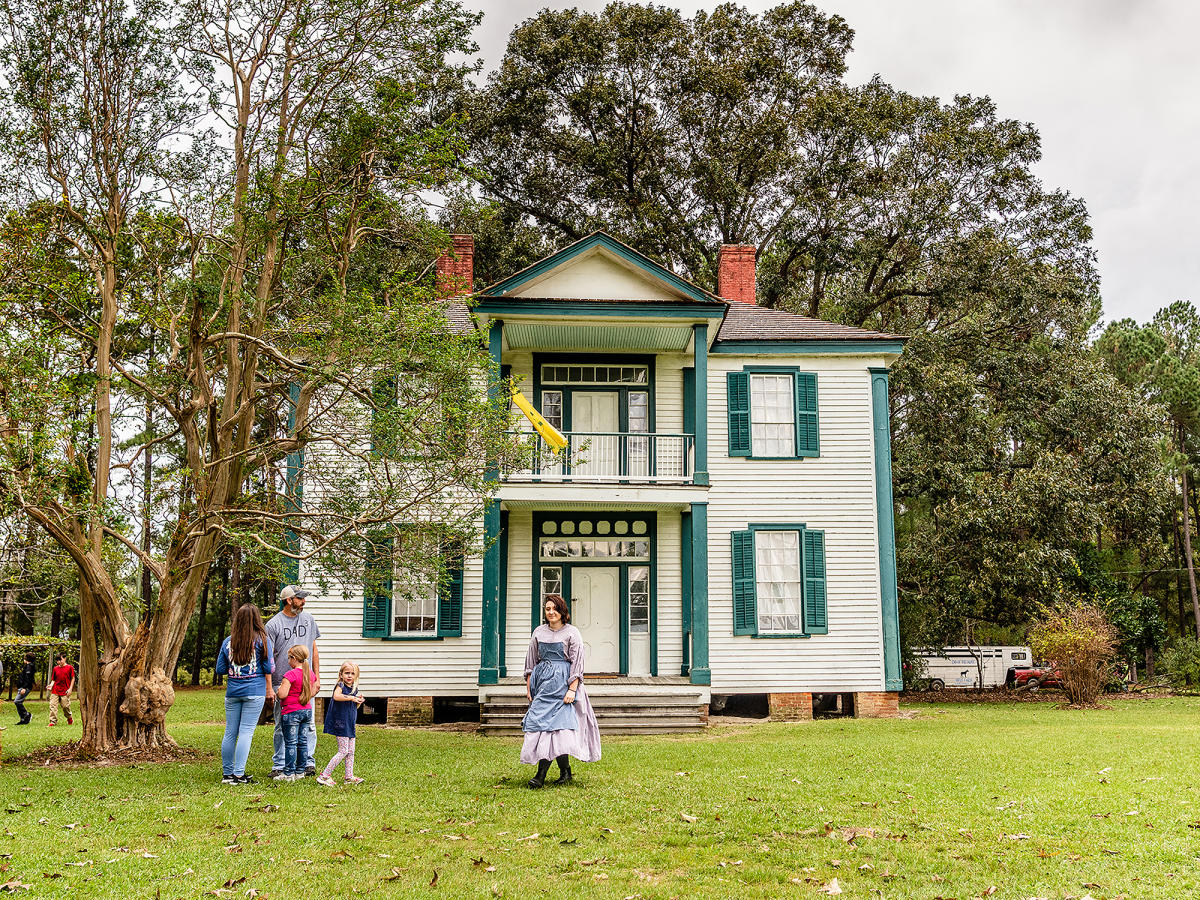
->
xmin=50 ymin=586 xmax=63 ymax=637
xmin=191 ymin=575 xmax=209 ymax=686
xmin=1180 ymin=464 xmax=1200 ymax=641
xmin=141 ymin=374 xmax=153 ymax=620
xmin=1173 ymin=516 xmax=1187 ymax=635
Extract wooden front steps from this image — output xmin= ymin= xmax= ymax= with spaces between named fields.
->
xmin=479 ymin=676 xmax=710 ymax=735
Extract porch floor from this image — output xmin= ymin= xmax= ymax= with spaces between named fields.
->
xmin=479 ymin=677 xmax=710 ymax=735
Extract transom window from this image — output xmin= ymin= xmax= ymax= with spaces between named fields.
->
xmin=750 ymin=374 xmax=796 ymax=457
xmin=542 ymin=364 xmax=648 ymax=385
xmin=754 ymin=530 xmax=802 ymax=633
xmin=540 ymin=539 xmax=650 ymax=560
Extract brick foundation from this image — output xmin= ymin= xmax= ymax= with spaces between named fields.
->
xmin=313 ymin=697 xmax=325 ymax=724
xmin=769 ymin=692 xmax=813 ymax=721
xmin=853 ymin=691 xmax=900 ymax=718
xmin=387 ymin=696 xmax=434 ymax=726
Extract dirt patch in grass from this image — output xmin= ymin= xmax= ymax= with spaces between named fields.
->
xmin=903 ymin=686 xmax=1176 ymax=704
xmin=8 ymin=739 xmax=210 ymax=769
xmin=904 ymin=687 xmax=1069 ymax=704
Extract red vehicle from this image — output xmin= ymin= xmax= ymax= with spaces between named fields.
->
xmin=1005 ymin=665 xmax=1063 ymax=690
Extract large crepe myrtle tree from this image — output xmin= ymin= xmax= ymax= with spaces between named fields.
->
xmin=0 ymin=0 xmax=514 ymax=754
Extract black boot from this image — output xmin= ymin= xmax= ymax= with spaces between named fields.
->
xmin=528 ymin=759 xmax=551 ymax=789
xmin=554 ymin=754 xmax=572 ymax=784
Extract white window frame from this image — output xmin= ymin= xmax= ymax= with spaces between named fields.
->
xmin=754 ymin=529 xmax=803 ymax=634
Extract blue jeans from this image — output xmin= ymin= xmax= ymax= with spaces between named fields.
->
xmin=221 ymin=694 xmax=266 ymax=777
xmin=281 ymin=708 xmax=314 ymax=776
xmin=14 ymin=687 xmax=31 ymax=723
xmin=273 ymin=697 xmax=316 ymax=771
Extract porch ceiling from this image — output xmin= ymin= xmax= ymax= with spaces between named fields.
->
xmin=503 ymin=321 xmax=694 ymax=352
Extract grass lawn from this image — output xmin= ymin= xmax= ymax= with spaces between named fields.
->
xmin=2 ymin=690 xmax=1199 ymax=899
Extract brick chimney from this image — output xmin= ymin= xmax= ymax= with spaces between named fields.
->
xmin=436 ymin=234 xmax=474 ymax=297
xmin=717 ymin=244 xmax=756 ymax=304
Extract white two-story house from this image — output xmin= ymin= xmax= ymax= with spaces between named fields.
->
xmin=302 ymin=232 xmax=904 ymax=729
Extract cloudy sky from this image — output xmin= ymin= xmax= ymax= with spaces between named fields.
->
xmin=471 ymin=1 xmax=1198 ymax=325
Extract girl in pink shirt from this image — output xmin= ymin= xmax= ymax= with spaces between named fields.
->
xmin=275 ymin=645 xmax=318 ymax=781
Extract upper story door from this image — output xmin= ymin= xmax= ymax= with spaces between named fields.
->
xmin=572 ymin=391 xmax=619 ymax=477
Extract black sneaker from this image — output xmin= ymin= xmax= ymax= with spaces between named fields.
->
xmin=236 ymin=774 xmax=256 ymax=785
xmin=268 ymin=769 xmax=283 ymax=779
xmin=304 ymin=767 xmax=316 ymax=777
xmin=221 ymin=775 xmax=239 ymax=785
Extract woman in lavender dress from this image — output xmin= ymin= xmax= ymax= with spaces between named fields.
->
xmin=521 ymin=595 xmax=602 ymax=788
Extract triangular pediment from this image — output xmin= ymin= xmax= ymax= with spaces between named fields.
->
xmin=480 ymin=233 xmax=721 ymax=305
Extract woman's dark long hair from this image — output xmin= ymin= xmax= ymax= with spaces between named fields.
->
xmin=543 ymin=593 xmax=570 ymax=625
xmin=230 ymin=604 xmax=268 ymax=666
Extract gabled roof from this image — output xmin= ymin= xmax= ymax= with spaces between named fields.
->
xmin=717 ymin=303 xmax=905 ymax=343
xmin=478 ymin=232 xmax=723 ymax=306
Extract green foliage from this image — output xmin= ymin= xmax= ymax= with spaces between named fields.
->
xmin=0 ymin=635 xmax=79 ymax=672
xmin=1160 ymin=639 xmax=1200 ymax=691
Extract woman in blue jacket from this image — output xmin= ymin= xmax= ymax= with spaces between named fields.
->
xmin=215 ymin=605 xmax=274 ymax=784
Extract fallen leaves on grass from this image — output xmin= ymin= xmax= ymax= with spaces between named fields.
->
xmin=680 ymin=813 xmax=698 ymax=823
xmin=818 ymin=877 xmax=842 ymax=894
xmin=429 ymin=869 xmax=439 ymax=887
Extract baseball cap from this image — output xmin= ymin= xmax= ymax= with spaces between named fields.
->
xmin=280 ymin=585 xmax=310 ymax=601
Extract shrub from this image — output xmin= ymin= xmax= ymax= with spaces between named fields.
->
xmin=1029 ymin=603 xmax=1117 ymax=707
xmin=0 ymin=635 xmax=81 ymax=675
xmin=1160 ymin=639 xmax=1200 ymax=691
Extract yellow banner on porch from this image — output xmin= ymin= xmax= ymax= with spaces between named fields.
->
xmin=511 ymin=387 xmax=568 ymax=453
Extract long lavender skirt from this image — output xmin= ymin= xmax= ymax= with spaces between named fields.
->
xmin=520 ymin=685 xmax=602 ymax=764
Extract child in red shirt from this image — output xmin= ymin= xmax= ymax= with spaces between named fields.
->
xmin=49 ymin=653 xmax=75 ymax=726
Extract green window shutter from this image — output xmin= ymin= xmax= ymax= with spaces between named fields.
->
xmin=802 ymin=529 xmax=828 ymax=634
xmin=731 ymin=529 xmax=757 ymax=635
xmin=370 ymin=375 xmax=397 ymax=455
xmin=362 ymin=534 xmax=393 ymax=637
xmin=726 ymin=372 xmax=751 ymax=456
xmin=437 ymin=543 xmax=464 ymax=637
xmin=795 ymin=372 xmax=819 ymax=458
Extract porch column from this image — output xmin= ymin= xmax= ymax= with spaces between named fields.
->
xmin=479 ymin=320 xmax=504 ymax=686
xmin=692 ymin=323 xmax=709 ymax=486
xmin=689 ymin=501 xmax=711 ymax=685
xmin=871 ymin=368 xmax=902 ymax=691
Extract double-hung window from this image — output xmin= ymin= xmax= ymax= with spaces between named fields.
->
xmin=726 ymin=369 xmax=819 ymax=458
xmin=731 ymin=525 xmax=827 ymax=637
xmin=362 ymin=530 xmax=464 ymax=639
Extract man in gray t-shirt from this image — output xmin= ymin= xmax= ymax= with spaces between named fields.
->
xmin=266 ymin=585 xmax=321 ymax=775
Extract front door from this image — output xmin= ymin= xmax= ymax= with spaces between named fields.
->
xmin=572 ymin=566 xmax=621 ymax=674
xmin=571 ymin=391 xmax=619 ymax=477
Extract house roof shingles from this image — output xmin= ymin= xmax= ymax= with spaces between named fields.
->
xmin=715 ymin=302 xmax=904 ymax=343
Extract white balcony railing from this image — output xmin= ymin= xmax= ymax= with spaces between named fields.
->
xmin=504 ymin=432 xmax=695 ymax=483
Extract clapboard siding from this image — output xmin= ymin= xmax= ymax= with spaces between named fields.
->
xmin=295 ymin=343 xmax=894 ymax=697
xmin=705 ymin=355 xmax=887 ymax=692
xmin=297 ymin=552 xmax=485 ymax=697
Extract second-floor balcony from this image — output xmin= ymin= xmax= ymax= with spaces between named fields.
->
xmin=504 ymin=432 xmax=695 ymax=484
